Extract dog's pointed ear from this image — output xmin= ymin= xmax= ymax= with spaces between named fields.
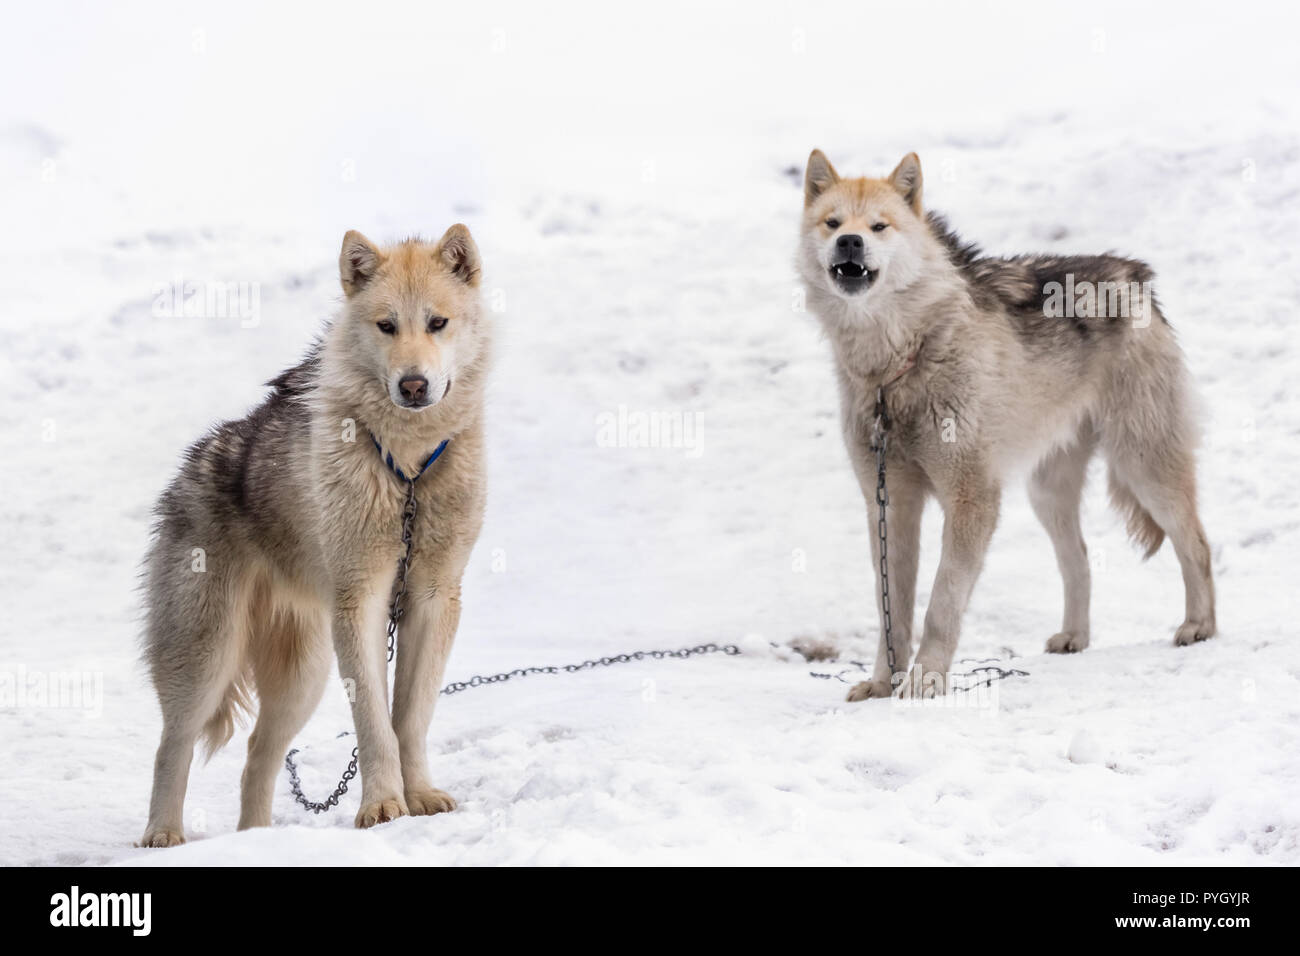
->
xmin=436 ymin=223 xmax=481 ymax=286
xmin=888 ymin=152 xmax=923 ymax=214
xmin=804 ymin=149 xmax=839 ymax=205
xmin=339 ymin=230 xmax=384 ymax=297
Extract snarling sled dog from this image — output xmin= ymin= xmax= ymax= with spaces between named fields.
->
xmin=797 ymin=150 xmax=1216 ymax=701
xmin=140 ymin=226 xmax=490 ymax=845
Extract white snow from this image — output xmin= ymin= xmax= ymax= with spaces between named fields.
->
xmin=1 ymin=1 xmax=1298 ymax=865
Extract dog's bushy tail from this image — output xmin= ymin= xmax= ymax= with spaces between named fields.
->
xmin=199 ymin=669 xmax=254 ymax=762
xmin=1108 ymin=467 xmax=1165 ymax=559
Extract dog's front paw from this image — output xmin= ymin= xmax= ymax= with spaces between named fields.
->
xmin=405 ymin=788 xmax=457 ymax=816
xmin=846 ymin=679 xmax=893 ymax=702
xmin=896 ymin=667 xmax=947 ymax=699
xmin=1174 ymin=619 xmax=1216 ymax=646
xmin=139 ymin=827 xmax=185 ymax=848
xmin=355 ymin=796 xmax=408 ymax=829
xmin=1046 ymin=631 xmax=1089 ymax=654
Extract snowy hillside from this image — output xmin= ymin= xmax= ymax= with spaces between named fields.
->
xmin=1 ymin=1 xmax=1298 ymax=865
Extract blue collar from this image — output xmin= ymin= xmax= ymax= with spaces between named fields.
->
xmin=370 ymin=434 xmax=450 ymax=483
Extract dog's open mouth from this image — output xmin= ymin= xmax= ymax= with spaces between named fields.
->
xmin=830 ymin=261 xmax=877 ymax=292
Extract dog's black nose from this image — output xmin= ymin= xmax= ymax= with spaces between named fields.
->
xmin=398 ymin=375 xmax=428 ymax=403
xmin=836 ymin=234 xmax=864 ymax=252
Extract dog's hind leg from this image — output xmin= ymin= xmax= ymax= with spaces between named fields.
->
xmin=1103 ymin=359 xmax=1216 ymax=646
xmin=1109 ymin=446 xmax=1216 ymax=646
xmin=141 ymin=555 xmax=251 ymax=848
xmin=1165 ymin=498 xmax=1216 ymax=646
xmin=238 ymin=592 xmax=330 ymax=830
xmin=1029 ymin=427 xmax=1098 ymax=654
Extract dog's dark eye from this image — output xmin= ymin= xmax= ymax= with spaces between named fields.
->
xmin=376 ymin=320 xmax=396 ymax=335
xmin=825 ymin=218 xmax=841 ymax=230
xmin=427 ymin=316 xmax=448 ymax=333
xmin=871 ymin=222 xmax=889 ymax=233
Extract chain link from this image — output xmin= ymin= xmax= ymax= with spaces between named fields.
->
xmin=808 ymin=656 xmax=1028 ymax=694
xmin=286 ymin=742 xmax=359 ymax=814
xmin=870 ymin=385 xmax=898 ymax=677
xmin=288 ymin=636 xmax=1026 ymax=811
xmin=439 ymin=642 xmax=741 ymax=696
xmin=386 ymin=480 xmax=418 ymax=663
xmin=287 ymin=632 xmax=743 ymax=812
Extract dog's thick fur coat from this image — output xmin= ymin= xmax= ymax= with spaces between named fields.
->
xmin=797 ymin=150 xmax=1216 ymax=700
xmin=140 ymin=226 xmax=490 ymax=845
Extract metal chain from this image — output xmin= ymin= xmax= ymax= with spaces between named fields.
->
xmin=287 ymin=634 xmax=1025 ymax=811
xmin=809 ymin=657 xmax=1028 ymax=694
xmin=286 ymin=740 xmax=358 ymax=814
xmin=870 ymin=385 xmax=898 ymax=677
xmin=287 ymin=634 xmax=743 ymax=813
xmin=440 ymin=642 xmax=740 ymax=696
xmin=387 ymin=479 xmax=418 ymax=663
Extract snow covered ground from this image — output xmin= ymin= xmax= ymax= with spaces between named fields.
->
xmin=2 ymin=1 xmax=1298 ymax=865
